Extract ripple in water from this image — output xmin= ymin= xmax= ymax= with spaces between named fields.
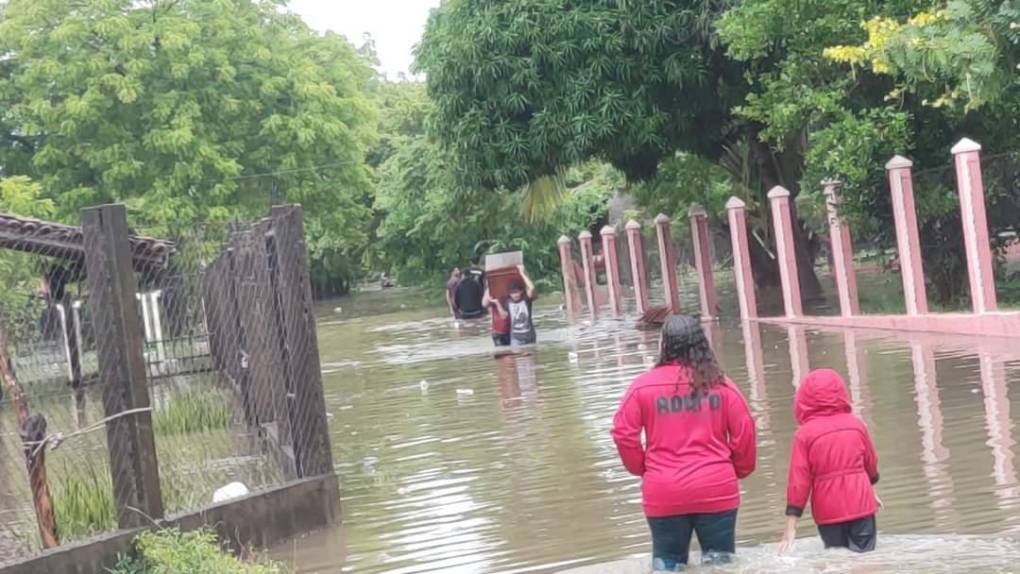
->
xmin=280 ymin=290 xmax=1020 ymax=573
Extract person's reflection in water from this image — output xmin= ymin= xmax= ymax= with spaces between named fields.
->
xmin=497 ymin=354 xmax=521 ymax=405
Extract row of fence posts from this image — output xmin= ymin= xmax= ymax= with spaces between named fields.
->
xmin=558 ymin=138 xmax=1000 ymax=322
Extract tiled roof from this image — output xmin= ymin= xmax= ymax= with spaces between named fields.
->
xmin=0 ymin=212 xmax=175 ymax=268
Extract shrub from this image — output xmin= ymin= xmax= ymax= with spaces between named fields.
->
xmin=107 ymin=528 xmax=281 ymax=574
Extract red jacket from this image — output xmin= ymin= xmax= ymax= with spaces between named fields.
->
xmin=786 ymin=369 xmax=879 ymax=525
xmin=611 ymin=364 xmax=757 ymax=517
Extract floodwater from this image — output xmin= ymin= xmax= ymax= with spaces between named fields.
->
xmin=274 ymin=286 xmax=1020 ymax=573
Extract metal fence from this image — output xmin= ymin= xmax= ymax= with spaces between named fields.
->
xmin=0 ymin=204 xmax=331 ymax=563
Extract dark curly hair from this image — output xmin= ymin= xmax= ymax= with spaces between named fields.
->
xmin=656 ymin=315 xmax=724 ymax=393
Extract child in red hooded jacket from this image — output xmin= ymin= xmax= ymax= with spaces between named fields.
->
xmin=612 ymin=316 xmax=756 ymax=571
xmin=779 ymin=368 xmax=880 ymax=554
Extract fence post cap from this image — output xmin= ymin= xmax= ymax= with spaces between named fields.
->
xmin=578 ymin=230 xmax=593 ymax=240
xmin=625 ymin=219 xmax=642 ymax=230
xmin=885 ymin=155 xmax=913 ymax=170
xmin=725 ymin=196 xmax=746 ymax=210
xmin=951 ymin=138 xmax=981 ymax=155
xmin=600 ymin=225 xmax=616 ymax=236
xmin=767 ymin=186 xmax=791 ymax=199
xmin=654 ymin=213 xmax=671 ymax=224
xmin=557 ymin=235 xmax=571 ymax=245
xmin=688 ymin=204 xmax=707 ymax=218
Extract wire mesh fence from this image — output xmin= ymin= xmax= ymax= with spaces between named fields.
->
xmin=0 ymin=205 xmax=332 ymax=564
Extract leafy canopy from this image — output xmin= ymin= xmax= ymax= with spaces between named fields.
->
xmin=415 ymin=0 xmax=740 ymax=190
xmin=0 ymin=0 xmax=378 ymax=290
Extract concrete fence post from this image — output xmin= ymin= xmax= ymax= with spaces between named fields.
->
xmin=578 ymin=230 xmax=599 ymax=317
xmin=600 ymin=225 xmax=623 ymax=314
xmin=823 ymin=180 xmax=860 ymax=317
xmin=625 ymin=220 xmax=650 ymax=315
xmin=80 ymin=204 xmax=164 ymax=528
xmin=557 ymin=236 xmax=578 ymax=317
xmin=886 ymin=155 xmax=929 ymax=316
xmin=726 ymin=197 xmax=758 ymax=321
xmin=689 ymin=205 xmax=718 ymax=319
xmin=768 ymin=186 xmax=803 ymax=318
xmin=952 ymin=138 xmax=998 ymax=314
xmin=654 ymin=214 xmax=681 ymax=314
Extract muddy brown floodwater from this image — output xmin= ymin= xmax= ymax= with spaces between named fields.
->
xmin=273 ymin=287 xmax=1020 ymax=573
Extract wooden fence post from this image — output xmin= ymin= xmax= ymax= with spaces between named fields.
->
xmin=270 ymin=206 xmax=335 ymax=478
xmin=81 ymin=204 xmax=164 ymax=528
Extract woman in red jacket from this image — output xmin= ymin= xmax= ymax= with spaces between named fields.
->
xmin=612 ymin=316 xmax=757 ymax=571
xmin=778 ymin=368 xmax=880 ymax=553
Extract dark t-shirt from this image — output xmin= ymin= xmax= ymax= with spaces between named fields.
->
xmin=455 ymin=270 xmax=485 ymax=317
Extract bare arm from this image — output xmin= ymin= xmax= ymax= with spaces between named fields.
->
xmin=778 ymin=515 xmax=798 ymax=554
xmin=517 ymin=265 xmax=537 ymax=300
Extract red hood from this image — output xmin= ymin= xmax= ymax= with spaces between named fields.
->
xmin=795 ymin=369 xmax=852 ymax=424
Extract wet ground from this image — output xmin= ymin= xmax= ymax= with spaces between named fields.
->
xmin=273 ymin=286 xmax=1020 ymax=573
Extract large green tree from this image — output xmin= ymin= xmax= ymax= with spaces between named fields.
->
xmin=415 ymin=0 xmax=834 ymax=296
xmin=0 ymin=0 xmax=378 ymax=295
xmin=719 ymin=0 xmax=1019 ymax=305
xmin=370 ymin=81 xmax=616 ymax=287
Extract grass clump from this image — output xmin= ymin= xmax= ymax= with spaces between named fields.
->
xmin=108 ymin=528 xmax=281 ymax=574
xmin=52 ymin=462 xmax=116 ymax=539
xmin=153 ymin=388 xmax=231 ymax=436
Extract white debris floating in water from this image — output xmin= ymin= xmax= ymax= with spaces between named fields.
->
xmin=212 ymin=482 xmax=249 ymax=503
xmin=568 ymin=352 xmax=579 ymax=363
xmin=333 ymin=306 xmax=342 ymax=314
xmin=420 ymin=379 xmax=429 ymax=391
xmin=456 ymin=388 xmax=474 ymax=396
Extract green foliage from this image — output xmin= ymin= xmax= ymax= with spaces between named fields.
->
xmin=369 ymin=82 xmax=617 ymax=289
xmin=415 ymin=0 xmax=740 ymax=189
xmin=0 ymin=177 xmax=54 ymax=337
xmin=0 ymin=0 xmax=378 ymax=295
xmin=825 ymin=1 xmax=1019 ymax=110
xmin=153 ymin=388 xmax=232 ymax=436
xmin=107 ymin=528 xmax=281 ymax=574
xmin=52 ymin=461 xmax=117 ymax=539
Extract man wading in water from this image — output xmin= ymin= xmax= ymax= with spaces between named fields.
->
xmin=611 ymin=316 xmax=757 ymax=571
xmin=502 ymin=265 xmax=537 ymax=346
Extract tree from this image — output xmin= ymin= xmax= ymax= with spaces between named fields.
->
xmin=415 ymin=0 xmax=837 ymax=297
xmin=0 ymin=177 xmax=55 ymax=340
xmin=0 ymin=0 xmax=378 ymax=295
xmin=718 ymin=0 xmax=1018 ymax=305
xmin=370 ymin=82 xmax=616 ymax=286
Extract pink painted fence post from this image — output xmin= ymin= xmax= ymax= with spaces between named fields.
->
xmin=578 ymin=230 xmax=599 ymax=317
xmin=768 ymin=186 xmax=803 ymax=318
xmin=557 ymin=235 xmax=577 ymax=318
xmin=823 ymin=180 xmax=860 ymax=317
xmin=886 ymin=156 xmax=929 ymax=315
xmin=952 ymin=138 xmax=998 ymax=313
xmin=654 ymin=214 xmax=681 ymax=314
xmin=689 ymin=205 xmax=718 ymax=319
xmin=726 ymin=197 xmax=757 ymax=320
xmin=626 ymin=220 xmax=650 ymax=314
xmin=600 ymin=225 xmax=623 ymax=314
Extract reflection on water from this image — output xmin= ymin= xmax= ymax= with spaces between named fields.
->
xmin=278 ymin=290 xmax=1020 ymax=572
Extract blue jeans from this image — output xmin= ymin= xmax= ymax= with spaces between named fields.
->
xmin=647 ymin=509 xmax=737 ymax=571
